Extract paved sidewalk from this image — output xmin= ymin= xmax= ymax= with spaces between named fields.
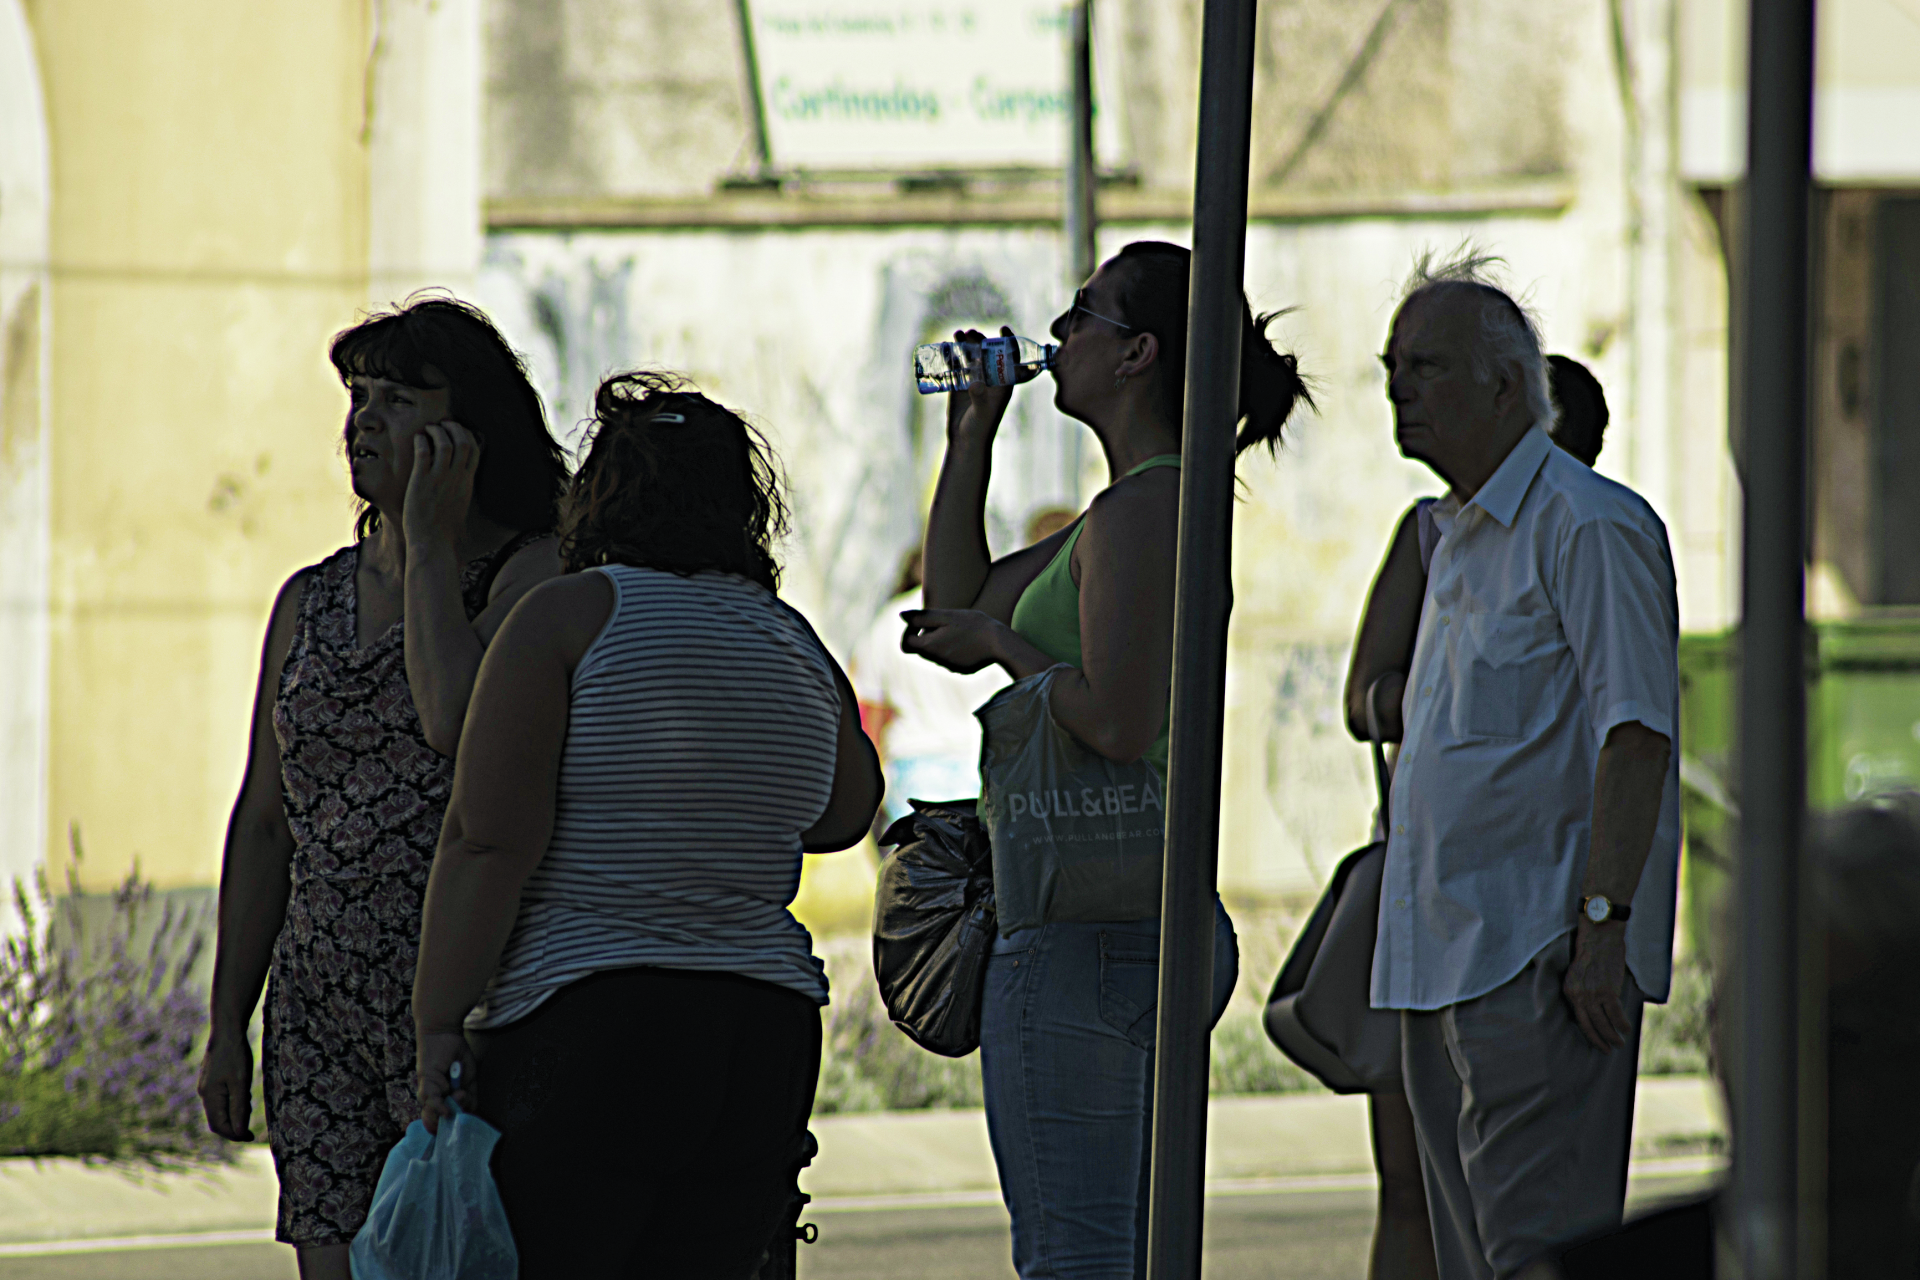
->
xmin=801 ymin=1075 xmax=1725 ymax=1201
xmin=0 ymin=1151 xmax=279 ymax=1249
xmin=0 ymin=1078 xmax=1725 ymax=1250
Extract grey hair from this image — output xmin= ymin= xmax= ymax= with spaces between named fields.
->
xmin=1400 ymin=246 xmax=1558 ymax=432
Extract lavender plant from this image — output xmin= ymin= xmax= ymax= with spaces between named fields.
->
xmin=0 ymin=860 xmax=233 ymax=1168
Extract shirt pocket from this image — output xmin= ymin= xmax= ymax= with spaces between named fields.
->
xmin=1454 ymin=611 xmax=1561 ymax=740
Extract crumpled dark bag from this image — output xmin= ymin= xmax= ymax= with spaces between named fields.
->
xmin=871 ymin=798 xmax=996 ymax=1057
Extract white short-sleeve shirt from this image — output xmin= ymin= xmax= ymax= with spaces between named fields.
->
xmin=849 ymin=588 xmax=1008 ymax=761
xmin=1372 ymin=426 xmax=1682 ymax=1010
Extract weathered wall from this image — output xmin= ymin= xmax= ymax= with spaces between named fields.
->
xmin=370 ymin=0 xmax=486 ymax=305
xmin=474 ymin=227 xmax=1091 ymax=637
xmin=485 ymin=0 xmax=755 ymax=199
xmin=1116 ymin=0 xmax=1574 ymax=196
xmin=471 ymin=204 xmax=1693 ymax=896
xmin=26 ymin=0 xmax=373 ymax=890
xmin=471 ymin=0 xmax=1733 ymax=897
xmin=0 ymin=0 xmax=51 ymax=918
xmin=2 ymin=0 xmax=1752 ymax=898
xmin=482 ymin=0 xmax=1585 ymax=205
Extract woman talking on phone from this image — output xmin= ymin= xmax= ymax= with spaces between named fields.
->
xmin=196 ymin=299 xmax=567 ymax=1280
xmin=901 ymin=241 xmax=1312 ymax=1279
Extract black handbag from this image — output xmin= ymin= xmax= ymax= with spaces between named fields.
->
xmin=1262 ymin=679 xmax=1404 ymax=1093
xmin=870 ymin=798 xmax=996 ymax=1057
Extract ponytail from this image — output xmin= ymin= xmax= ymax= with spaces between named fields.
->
xmin=1109 ymin=241 xmax=1313 ymax=458
xmin=1235 ymin=309 xmax=1311 ymax=457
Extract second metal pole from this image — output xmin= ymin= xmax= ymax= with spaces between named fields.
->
xmin=1733 ymin=0 xmax=1815 ymax=1275
xmin=1064 ymin=0 xmax=1097 ymax=286
xmin=1145 ymin=0 xmax=1259 ymax=1275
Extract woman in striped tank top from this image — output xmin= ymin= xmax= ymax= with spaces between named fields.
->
xmin=410 ymin=372 xmax=882 ymax=1276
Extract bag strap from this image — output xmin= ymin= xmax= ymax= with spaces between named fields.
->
xmin=1363 ymin=674 xmax=1393 ymax=813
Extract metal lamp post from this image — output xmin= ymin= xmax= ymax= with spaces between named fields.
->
xmin=1145 ymin=0 xmax=1260 ymax=1275
xmin=1733 ymin=0 xmax=1816 ymax=1276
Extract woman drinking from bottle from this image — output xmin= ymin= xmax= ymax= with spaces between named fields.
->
xmin=901 ymin=241 xmax=1312 ymax=1279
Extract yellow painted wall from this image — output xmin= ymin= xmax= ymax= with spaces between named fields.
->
xmin=27 ymin=0 xmax=372 ymax=888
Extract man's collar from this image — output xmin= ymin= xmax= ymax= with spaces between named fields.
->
xmin=1461 ymin=425 xmax=1551 ymax=529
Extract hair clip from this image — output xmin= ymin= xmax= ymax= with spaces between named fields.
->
xmin=651 ymin=413 xmax=687 ymax=424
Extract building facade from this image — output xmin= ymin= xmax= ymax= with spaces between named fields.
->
xmin=3 ymin=0 xmax=1913 ymax=911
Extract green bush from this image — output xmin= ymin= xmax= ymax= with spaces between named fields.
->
xmin=1208 ymin=1000 xmax=1325 ymax=1096
xmin=812 ymin=903 xmax=1717 ymax=1114
xmin=812 ymin=909 xmax=1327 ymax=1115
xmin=1211 ymin=903 xmax=1325 ymax=1096
xmin=815 ymin=935 xmax=983 ymax=1114
xmin=1640 ymin=952 xmax=1715 ymax=1075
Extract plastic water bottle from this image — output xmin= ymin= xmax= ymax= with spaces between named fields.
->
xmin=914 ymin=334 xmax=1057 ymax=394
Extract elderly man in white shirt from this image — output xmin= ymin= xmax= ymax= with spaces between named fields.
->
xmin=1371 ymin=253 xmax=1680 ymax=1280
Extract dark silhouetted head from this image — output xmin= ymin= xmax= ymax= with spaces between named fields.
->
xmin=330 ymin=295 xmax=566 ymax=539
xmin=1547 ymin=355 xmax=1609 ymax=467
xmin=1047 ymin=240 xmax=1312 ymax=457
xmin=1385 ymin=248 xmax=1554 ymax=486
xmin=558 ymin=372 xmax=788 ymax=593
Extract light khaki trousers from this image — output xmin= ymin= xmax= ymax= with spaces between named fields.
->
xmin=1400 ymin=932 xmax=1644 ymax=1280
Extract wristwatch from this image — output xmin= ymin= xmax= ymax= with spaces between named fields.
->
xmin=1581 ymin=894 xmax=1632 ymax=924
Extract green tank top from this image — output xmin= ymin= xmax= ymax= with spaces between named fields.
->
xmin=1008 ymin=453 xmax=1182 ymax=773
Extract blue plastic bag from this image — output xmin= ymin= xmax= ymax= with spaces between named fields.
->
xmin=349 ymin=1088 xmax=517 ymax=1280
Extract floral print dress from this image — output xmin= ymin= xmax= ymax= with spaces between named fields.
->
xmin=264 ymin=535 xmax=539 ymax=1246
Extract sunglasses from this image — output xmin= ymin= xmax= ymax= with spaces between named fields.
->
xmin=1064 ymin=288 xmax=1134 ymax=334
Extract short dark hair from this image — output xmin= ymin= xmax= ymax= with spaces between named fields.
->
xmin=330 ymin=295 xmax=568 ymax=539
xmin=1547 ymin=355 xmax=1609 ymax=466
xmin=1108 ymin=241 xmax=1313 ymax=457
xmin=557 ymin=371 xmax=789 ymax=593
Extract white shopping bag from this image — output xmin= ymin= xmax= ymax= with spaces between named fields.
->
xmin=976 ymin=665 xmax=1166 ymax=933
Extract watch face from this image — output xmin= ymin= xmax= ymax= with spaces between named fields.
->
xmin=1585 ymin=897 xmax=1610 ymax=923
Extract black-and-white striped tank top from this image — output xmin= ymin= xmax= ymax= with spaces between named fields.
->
xmin=467 ymin=565 xmax=842 ymax=1029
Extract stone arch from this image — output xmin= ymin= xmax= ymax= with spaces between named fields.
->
xmin=907 ymin=271 xmax=1016 ymax=501
xmin=814 ymin=247 xmax=1086 ymax=652
xmin=0 ymin=0 xmax=51 ymax=928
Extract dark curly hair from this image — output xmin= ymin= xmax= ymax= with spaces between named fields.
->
xmin=558 ymin=372 xmax=789 ymax=592
xmin=330 ymin=295 xmax=568 ymax=540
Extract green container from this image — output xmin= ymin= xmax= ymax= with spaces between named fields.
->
xmin=1677 ymin=633 xmax=1735 ymax=961
xmin=1676 ymin=616 xmax=1920 ymax=959
xmin=1808 ymin=619 xmax=1920 ymax=806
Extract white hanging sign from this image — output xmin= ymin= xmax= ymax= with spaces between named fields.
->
xmin=746 ymin=1 xmax=1115 ymax=171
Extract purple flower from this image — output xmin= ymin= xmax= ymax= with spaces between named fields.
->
xmin=0 ymin=860 xmax=235 ymax=1169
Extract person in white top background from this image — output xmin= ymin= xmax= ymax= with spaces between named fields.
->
xmin=1372 ymin=250 xmax=1680 ymax=1280
xmin=851 ymin=509 xmax=1074 ymax=827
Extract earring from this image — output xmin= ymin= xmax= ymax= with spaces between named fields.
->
xmin=1113 ymin=373 xmax=1127 ymax=389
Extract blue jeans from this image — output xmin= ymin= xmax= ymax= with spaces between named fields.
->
xmin=980 ymin=901 xmax=1239 ymax=1280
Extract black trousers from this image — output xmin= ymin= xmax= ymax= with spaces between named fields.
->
xmin=469 ymin=966 xmax=821 ymax=1279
